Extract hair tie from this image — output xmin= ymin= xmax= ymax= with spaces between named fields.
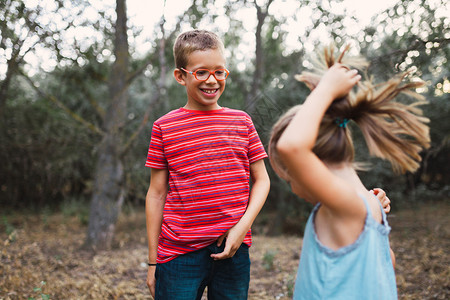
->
xmin=335 ymin=118 xmax=349 ymax=128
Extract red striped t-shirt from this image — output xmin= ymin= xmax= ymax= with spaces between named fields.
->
xmin=146 ymin=107 xmax=268 ymax=263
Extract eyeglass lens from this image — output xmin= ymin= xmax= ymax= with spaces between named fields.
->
xmin=195 ymin=69 xmax=228 ymax=81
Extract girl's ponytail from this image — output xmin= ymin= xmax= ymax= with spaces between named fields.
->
xmin=296 ymin=45 xmax=430 ymax=173
xmin=351 ymin=73 xmax=430 ymax=173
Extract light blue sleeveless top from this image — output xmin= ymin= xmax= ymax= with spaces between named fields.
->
xmin=293 ymin=194 xmax=397 ymax=300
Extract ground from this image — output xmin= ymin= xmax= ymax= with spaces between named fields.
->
xmin=0 ymin=201 xmax=449 ymax=299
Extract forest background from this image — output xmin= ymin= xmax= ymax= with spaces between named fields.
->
xmin=0 ymin=0 xmax=449 ymax=298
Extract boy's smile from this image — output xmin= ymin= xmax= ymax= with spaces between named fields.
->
xmin=201 ymin=88 xmax=219 ymax=95
xmin=174 ymin=48 xmax=227 ymax=111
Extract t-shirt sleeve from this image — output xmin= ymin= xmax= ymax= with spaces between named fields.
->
xmin=246 ymin=115 xmax=268 ymax=163
xmin=145 ymin=122 xmax=167 ymax=169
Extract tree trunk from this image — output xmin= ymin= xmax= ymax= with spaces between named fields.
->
xmin=245 ymin=4 xmax=265 ymax=114
xmin=0 ymin=47 xmax=21 ymax=116
xmin=266 ymin=182 xmax=290 ymax=236
xmin=245 ymin=0 xmax=274 ymax=114
xmin=86 ymin=0 xmax=129 ymax=249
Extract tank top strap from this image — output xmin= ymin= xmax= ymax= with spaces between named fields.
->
xmin=357 ymin=193 xmax=372 ymax=219
xmin=360 ymin=192 xmax=390 ymax=226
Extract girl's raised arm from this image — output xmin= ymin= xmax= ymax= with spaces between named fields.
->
xmin=276 ymin=64 xmax=362 ymax=213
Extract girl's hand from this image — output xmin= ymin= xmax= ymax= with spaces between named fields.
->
xmin=316 ymin=63 xmax=361 ymax=100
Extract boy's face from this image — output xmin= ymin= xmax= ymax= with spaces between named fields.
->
xmin=174 ymin=48 xmax=226 ymax=111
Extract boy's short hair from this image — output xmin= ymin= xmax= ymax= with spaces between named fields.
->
xmin=173 ymin=30 xmax=225 ymax=69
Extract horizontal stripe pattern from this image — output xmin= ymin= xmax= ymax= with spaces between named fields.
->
xmin=146 ymin=107 xmax=267 ymax=263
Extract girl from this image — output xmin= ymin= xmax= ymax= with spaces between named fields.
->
xmin=269 ymin=46 xmax=430 ymax=299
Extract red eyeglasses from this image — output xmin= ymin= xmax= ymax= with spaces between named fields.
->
xmin=181 ymin=68 xmax=230 ymax=81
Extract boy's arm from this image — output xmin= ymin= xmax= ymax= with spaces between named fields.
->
xmin=145 ymin=168 xmax=168 ymax=297
xmin=210 ymin=159 xmax=270 ymax=260
xmin=372 ymin=188 xmax=395 ymax=269
xmin=390 ymin=248 xmax=396 ymax=269
xmin=372 ymin=188 xmax=391 ymax=213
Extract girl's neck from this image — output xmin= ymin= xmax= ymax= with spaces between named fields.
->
xmin=326 ymin=163 xmax=367 ymax=194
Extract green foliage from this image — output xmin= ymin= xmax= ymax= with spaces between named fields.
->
xmin=60 ymin=197 xmax=89 ymax=225
xmin=61 ymin=197 xmax=90 ymax=223
xmin=28 ymin=281 xmax=50 ymax=300
xmin=262 ymin=249 xmax=277 ymax=271
xmin=2 ymin=215 xmax=16 ymax=242
xmin=356 ymin=0 xmax=450 ymax=200
xmin=0 ymin=75 xmax=97 ymax=209
xmin=286 ymin=275 xmax=295 ymax=298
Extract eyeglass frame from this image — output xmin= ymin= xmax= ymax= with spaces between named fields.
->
xmin=181 ymin=67 xmax=230 ymax=81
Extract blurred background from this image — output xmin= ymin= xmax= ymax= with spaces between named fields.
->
xmin=1 ymin=0 xmax=449 ymax=299
xmin=0 ymin=0 xmax=448 ymax=246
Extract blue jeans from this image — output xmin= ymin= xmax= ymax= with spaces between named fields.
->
xmin=155 ymin=242 xmax=250 ymax=300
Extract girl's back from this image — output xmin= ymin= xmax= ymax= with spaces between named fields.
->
xmin=294 ymin=193 xmax=396 ymax=300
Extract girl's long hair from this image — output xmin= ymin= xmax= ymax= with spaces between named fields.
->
xmin=269 ymin=45 xmax=430 ymax=177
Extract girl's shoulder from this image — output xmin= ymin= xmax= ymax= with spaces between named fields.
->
xmin=314 ymin=191 xmax=368 ymax=250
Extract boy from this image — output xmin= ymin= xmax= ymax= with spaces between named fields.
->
xmin=145 ymin=30 xmax=270 ymax=299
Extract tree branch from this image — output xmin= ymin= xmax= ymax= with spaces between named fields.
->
xmin=121 ymin=89 xmax=160 ymax=155
xmin=121 ymin=10 xmax=184 ymax=155
xmin=370 ymin=37 xmax=450 ymax=65
xmin=19 ymin=70 xmax=104 ymax=136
